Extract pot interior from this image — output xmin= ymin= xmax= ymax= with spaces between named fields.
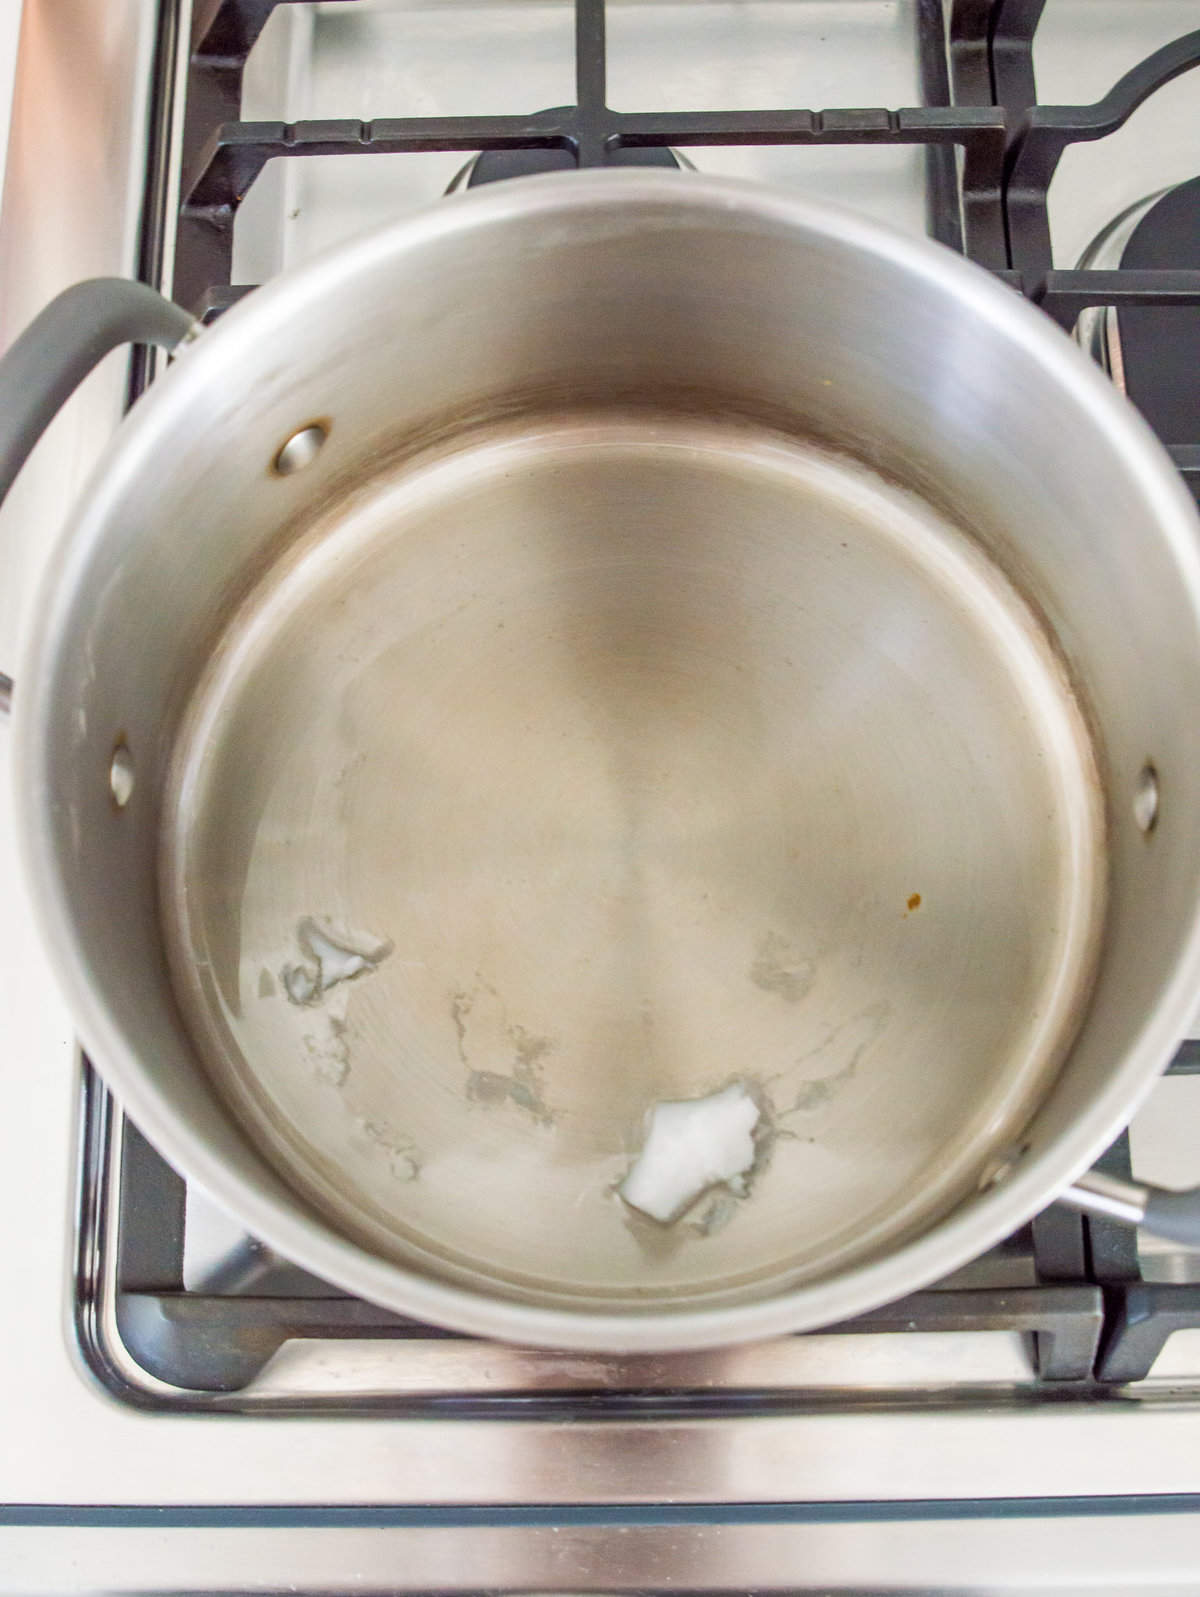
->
xmin=160 ymin=410 xmax=1104 ymax=1308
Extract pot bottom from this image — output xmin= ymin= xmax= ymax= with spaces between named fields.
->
xmin=160 ymin=412 xmax=1105 ymax=1311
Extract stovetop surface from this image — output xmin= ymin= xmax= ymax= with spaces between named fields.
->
xmin=6 ymin=1 xmax=1200 ymax=1590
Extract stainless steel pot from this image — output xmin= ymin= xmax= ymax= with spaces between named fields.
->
xmin=4 ymin=171 xmax=1200 ymax=1352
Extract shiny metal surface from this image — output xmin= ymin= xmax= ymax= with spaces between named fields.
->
xmin=163 ymin=407 xmax=1103 ymax=1320
xmin=1063 ymin=1168 xmax=1152 ymax=1226
xmin=17 ymin=167 xmax=1199 ymax=1349
xmin=9 ymin=3 xmax=1200 ymax=1591
xmin=273 ymin=420 xmax=327 ymax=476
xmin=9 ymin=1512 xmax=1200 ymax=1597
xmin=14 ymin=165 xmax=1200 ymax=1347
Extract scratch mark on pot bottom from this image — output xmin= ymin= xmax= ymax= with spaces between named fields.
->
xmin=786 ymin=999 xmax=892 ymax=1113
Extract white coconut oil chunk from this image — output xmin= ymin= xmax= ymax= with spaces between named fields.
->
xmin=620 ymin=1083 xmax=761 ymax=1224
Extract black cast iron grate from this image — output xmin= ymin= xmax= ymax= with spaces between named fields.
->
xmin=85 ymin=0 xmax=1200 ymax=1400
xmin=164 ymin=0 xmax=1200 ymax=497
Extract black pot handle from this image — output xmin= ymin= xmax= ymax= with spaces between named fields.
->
xmin=0 ymin=277 xmax=197 ymax=508
xmin=0 ymin=278 xmax=198 ymax=713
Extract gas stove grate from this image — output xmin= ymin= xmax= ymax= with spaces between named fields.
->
xmin=165 ymin=0 xmax=1200 ymax=495
xmin=79 ymin=0 xmax=1200 ymax=1403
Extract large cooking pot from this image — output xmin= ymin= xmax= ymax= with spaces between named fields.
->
xmin=4 ymin=171 xmax=1200 ymax=1353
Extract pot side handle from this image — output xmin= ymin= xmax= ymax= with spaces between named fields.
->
xmin=0 ymin=278 xmax=199 ymax=715
xmin=1061 ymin=1167 xmax=1200 ymax=1247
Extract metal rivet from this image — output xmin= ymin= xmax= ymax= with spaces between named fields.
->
xmin=1134 ymin=763 xmax=1159 ymax=833
xmin=978 ymin=1143 xmax=1030 ymax=1193
xmin=109 ymin=744 xmax=135 ymax=808
xmin=273 ymin=423 xmax=327 ymax=476
xmin=978 ymin=1157 xmax=1013 ymax=1193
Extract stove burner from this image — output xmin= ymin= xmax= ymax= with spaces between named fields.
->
xmin=1117 ymin=177 xmax=1200 ymax=447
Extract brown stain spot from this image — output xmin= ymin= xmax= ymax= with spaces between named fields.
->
xmin=906 ymin=892 xmax=922 ymax=913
